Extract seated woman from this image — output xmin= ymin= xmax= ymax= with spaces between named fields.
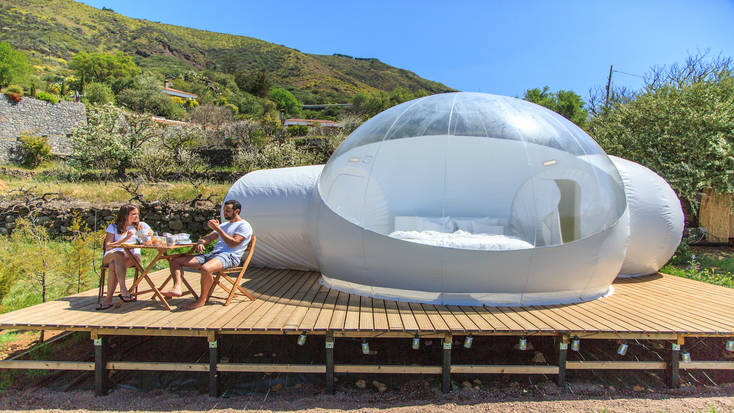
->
xmin=97 ymin=204 xmax=152 ymax=310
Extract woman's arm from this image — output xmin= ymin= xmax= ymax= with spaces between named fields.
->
xmin=105 ymin=229 xmax=135 ymax=249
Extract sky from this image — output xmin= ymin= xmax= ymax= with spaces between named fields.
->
xmin=79 ymin=0 xmax=734 ymax=100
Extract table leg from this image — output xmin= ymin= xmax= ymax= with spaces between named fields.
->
xmin=124 ymin=249 xmax=173 ymax=310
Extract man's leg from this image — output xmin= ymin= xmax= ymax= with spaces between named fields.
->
xmin=164 ymin=255 xmax=201 ymax=297
xmin=185 ymin=257 xmax=224 ymax=309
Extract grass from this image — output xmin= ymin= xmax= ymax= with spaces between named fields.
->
xmin=0 ymin=238 xmax=170 ymax=314
xmin=0 ymin=177 xmax=229 ymax=204
xmin=661 ymin=247 xmax=734 ymax=289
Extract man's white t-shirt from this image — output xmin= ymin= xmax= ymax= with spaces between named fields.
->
xmin=211 ymin=220 xmax=253 ymax=258
xmin=105 ymin=222 xmax=151 ymax=256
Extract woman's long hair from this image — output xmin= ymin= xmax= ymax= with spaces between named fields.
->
xmin=114 ymin=204 xmax=141 ymax=234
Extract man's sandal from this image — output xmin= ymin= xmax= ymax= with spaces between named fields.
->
xmin=118 ymin=294 xmax=137 ymax=303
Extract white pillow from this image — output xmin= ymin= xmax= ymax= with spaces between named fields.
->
xmin=417 ymin=216 xmax=455 ymax=233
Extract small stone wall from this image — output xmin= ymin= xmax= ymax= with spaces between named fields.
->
xmin=0 ymin=201 xmax=220 ymax=239
xmin=0 ymin=95 xmax=86 ymax=162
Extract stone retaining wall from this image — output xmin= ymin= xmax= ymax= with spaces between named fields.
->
xmin=0 ymin=201 xmax=220 ymax=239
xmin=0 ymin=95 xmax=86 ymax=162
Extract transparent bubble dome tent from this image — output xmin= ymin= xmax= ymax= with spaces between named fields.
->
xmin=308 ymin=92 xmax=630 ymax=306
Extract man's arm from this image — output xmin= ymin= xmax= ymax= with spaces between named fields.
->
xmin=214 ymin=228 xmax=245 ymax=248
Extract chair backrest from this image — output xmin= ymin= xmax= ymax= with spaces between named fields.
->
xmin=239 ymin=235 xmax=256 ymax=268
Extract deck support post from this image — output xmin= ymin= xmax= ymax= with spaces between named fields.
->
xmin=668 ymin=338 xmax=682 ymax=388
xmin=208 ymin=334 xmax=220 ymax=397
xmin=558 ymin=336 xmax=568 ymax=390
xmin=93 ymin=335 xmax=108 ymax=396
xmin=325 ymin=334 xmax=335 ymax=394
xmin=442 ymin=335 xmax=452 ymax=393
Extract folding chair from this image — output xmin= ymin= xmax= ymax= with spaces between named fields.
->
xmin=205 ymin=235 xmax=257 ymax=305
xmin=97 ymin=240 xmax=140 ymax=304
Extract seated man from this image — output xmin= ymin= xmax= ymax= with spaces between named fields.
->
xmin=165 ymin=199 xmax=252 ymax=309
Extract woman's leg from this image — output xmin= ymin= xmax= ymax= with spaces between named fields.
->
xmin=108 ymin=251 xmax=131 ymax=297
xmin=102 ymin=253 xmax=120 ymax=305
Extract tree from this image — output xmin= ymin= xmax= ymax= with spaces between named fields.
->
xmin=522 ymin=86 xmax=588 ymax=128
xmin=236 ymin=70 xmax=270 ymax=98
xmin=588 ymin=74 xmax=734 ymax=217
xmin=64 ymin=212 xmax=100 ymax=294
xmin=85 ymin=82 xmax=115 ymax=105
xmin=70 ymin=104 xmax=159 ymax=178
xmin=268 ymin=87 xmax=301 ymax=117
xmin=0 ymin=41 xmax=31 ymax=87
xmin=69 ymin=51 xmax=140 ymax=91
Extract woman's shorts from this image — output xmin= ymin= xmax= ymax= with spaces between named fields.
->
xmin=195 ymin=251 xmax=241 ymax=269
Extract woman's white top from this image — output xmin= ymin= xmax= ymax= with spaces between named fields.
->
xmin=104 ymin=222 xmax=151 ymax=257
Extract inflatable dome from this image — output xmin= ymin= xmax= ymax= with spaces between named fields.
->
xmin=308 ymin=92 xmax=630 ymax=305
xmin=610 ymin=156 xmax=684 ymax=277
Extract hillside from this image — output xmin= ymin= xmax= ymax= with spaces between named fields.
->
xmin=0 ymin=0 xmax=453 ymax=102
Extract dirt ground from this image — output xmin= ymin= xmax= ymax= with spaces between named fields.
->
xmin=0 ymin=384 xmax=733 ymax=413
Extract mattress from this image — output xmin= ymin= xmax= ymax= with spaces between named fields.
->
xmin=389 ymin=230 xmax=533 ymax=251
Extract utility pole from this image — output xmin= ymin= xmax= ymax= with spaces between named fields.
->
xmin=605 ymin=64 xmax=613 ymax=109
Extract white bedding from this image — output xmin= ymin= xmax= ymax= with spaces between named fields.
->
xmin=389 ymin=230 xmax=533 ymax=251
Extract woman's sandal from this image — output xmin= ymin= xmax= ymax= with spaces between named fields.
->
xmin=118 ymin=294 xmax=137 ymax=303
xmin=96 ymin=303 xmax=114 ymax=311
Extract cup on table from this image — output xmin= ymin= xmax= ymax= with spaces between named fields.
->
xmin=166 ymin=236 xmax=175 ymax=247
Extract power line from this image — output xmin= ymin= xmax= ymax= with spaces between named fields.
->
xmin=613 ymin=70 xmax=645 ymax=79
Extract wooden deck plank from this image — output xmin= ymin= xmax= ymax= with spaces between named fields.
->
xmin=496 ymin=307 xmax=543 ymax=332
xmin=280 ymin=273 xmax=326 ymax=331
xmin=459 ymin=307 xmax=496 ymax=331
xmin=481 ymin=306 xmax=526 ymax=331
xmin=422 ymin=304 xmax=450 ymax=332
xmin=468 ymin=306 xmax=509 ymax=331
xmin=179 ymin=268 xmax=289 ymax=331
xmin=384 ymin=300 xmax=405 ymax=331
xmin=616 ymin=284 xmax=734 ymax=332
xmin=446 ymin=305 xmax=480 ymax=332
xmin=343 ymin=293 xmax=362 ymax=331
xmin=432 ymin=304 xmax=464 ymax=332
xmin=235 ymin=270 xmax=312 ymax=330
xmin=408 ymin=302 xmax=435 ymax=332
xmin=309 ymin=287 xmax=338 ymax=331
xmin=219 ymin=270 xmax=304 ymax=330
xmin=619 ymin=279 xmax=734 ymax=326
xmin=396 ymin=301 xmax=419 ymax=332
xmin=328 ymin=291 xmax=351 ymax=331
xmin=252 ymin=273 xmax=320 ymax=330
xmin=372 ymin=299 xmax=390 ymax=331
xmin=359 ymin=296 xmax=374 ymax=331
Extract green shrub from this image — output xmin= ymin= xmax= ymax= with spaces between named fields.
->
xmin=85 ymin=82 xmax=114 ymax=105
xmin=287 ymin=125 xmax=309 ymax=137
xmin=35 ymin=91 xmax=59 ymax=104
xmin=14 ymin=134 xmax=52 ymax=168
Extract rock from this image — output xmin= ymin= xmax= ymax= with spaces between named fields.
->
xmin=355 ymin=379 xmax=367 ymax=389
xmin=633 ymin=385 xmax=645 ymax=392
xmin=532 ymin=351 xmax=547 ymax=363
xmin=372 ymin=380 xmax=387 ymax=393
xmin=271 ymin=383 xmax=283 ymax=392
xmin=0 ymin=227 xmax=7 ymax=235
xmin=462 ymin=381 xmax=473 ymax=389
xmin=5 ymin=215 xmax=14 ymax=223
xmin=253 ymin=352 xmax=264 ymax=357
xmin=6 ymin=222 xmax=15 ymax=229
xmin=472 ymin=378 xmax=482 ymax=386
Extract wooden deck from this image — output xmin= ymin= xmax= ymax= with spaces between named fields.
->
xmin=1 ymin=268 xmax=733 ymax=395
xmin=1 ymin=268 xmax=733 ymax=339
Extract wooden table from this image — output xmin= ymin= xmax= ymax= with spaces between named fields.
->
xmin=121 ymin=243 xmax=196 ymax=310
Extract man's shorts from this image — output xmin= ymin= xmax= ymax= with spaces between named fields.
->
xmin=195 ymin=251 xmax=241 ymax=269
